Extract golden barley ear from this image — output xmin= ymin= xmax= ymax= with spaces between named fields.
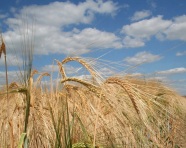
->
xmin=105 ymin=77 xmax=140 ymax=115
xmin=62 ymin=57 xmax=97 ymax=79
xmin=0 ymin=34 xmax=6 ymax=58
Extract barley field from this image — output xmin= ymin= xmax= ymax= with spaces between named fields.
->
xmin=0 ymin=8 xmax=186 ymax=146
xmin=0 ymin=43 xmax=186 ymax=147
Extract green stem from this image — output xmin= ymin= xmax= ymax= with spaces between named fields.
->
xmin=24 ymin=90 xmax=30 ymax=133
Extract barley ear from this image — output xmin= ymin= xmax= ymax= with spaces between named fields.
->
xmin=0 ymin=33 xmax=6 ymax=58
xmin=56 ymin=59 xmax=66 ymax=79
xmin=62 ymin=57 xmax=97 ymax=79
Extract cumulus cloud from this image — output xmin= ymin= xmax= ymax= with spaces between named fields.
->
xmin=157 ymin=67 xmax=186 ymax=75
xmin=162 ymin=15 xmax=186 ymax=41
xmin=3 ymin=0 xmax=121 ymax=56
xmin=121 ymin=15 xmax=186 ymax=48
xmin=131 ymin=10 xmax=151 ymax=21
xmin=121 ymin=16 xmax=171 ymax=47
xmin=124 ymin=51 xmax=162 ymax=65
xmin=121 ymin=15 xmax=171 ymax=40
xmin=6 ymin=0 xmax=118 ymax=27
xmin=4 ymin=27 xmax=122 ymax=55
xmin=122 ymin=36 xmax=145 ymax=48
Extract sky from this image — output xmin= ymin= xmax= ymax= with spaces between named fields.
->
xmin=0 ymin=0 xmax=186 ymax=95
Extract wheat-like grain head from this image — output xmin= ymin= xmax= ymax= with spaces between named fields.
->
xmin=62 ymin=57 xmax=97 ymax=80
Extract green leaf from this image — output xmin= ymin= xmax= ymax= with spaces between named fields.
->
xmin=18 ymin=133 xmax=27 ymax=148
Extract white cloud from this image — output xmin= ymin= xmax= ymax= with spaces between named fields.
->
xmin=4 ymin=27 xmax=122 ymax=55
xmin=157 ymin=67 xmax=186 ymax=75
xmin=122 ymin=36 xmax=145 ymax=48
xmin=6 ymin=1 xmax=118 ymax=28
xmin=124 ymin=51 xmax=162 ymax=65
xmin=131 ymin=10 xmax=151 ymax=21
xmin=38 ymin=27 xmax=122 ymax=55
xmin=176 ymin=50 xmax=186 ymax=56
xmin=121 ymin=16 xmax=172 ymax=47
xmin=121 ymin=15 xmax=186 ymax=47
xmin=121 ymin=15 xmax=171 ymax=40
xmin=41 ymin=64 xmax=80 ymax=75
xmin=3 ymin=0 xmax=120 ymax=56
xmin=121 ymin=14 xmax=186 ymax=48
xmin=162 ymin=15 xmax=186 ymax=41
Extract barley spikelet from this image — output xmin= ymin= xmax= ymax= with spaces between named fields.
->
xmin=105 ymin=77 xmax=140 ymax=115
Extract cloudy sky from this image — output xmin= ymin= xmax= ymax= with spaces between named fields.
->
xmin=0 ymin=0 xmax=186 ymax=95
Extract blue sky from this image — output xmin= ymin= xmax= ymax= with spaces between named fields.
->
xmin=0 ymin=0 xmax=186 ymax=95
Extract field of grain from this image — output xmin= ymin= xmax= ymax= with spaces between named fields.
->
xmin=1 ymin=24 xmax=186 ymax=148
xmin=0 ymin=53 xmax=186 ymax=147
